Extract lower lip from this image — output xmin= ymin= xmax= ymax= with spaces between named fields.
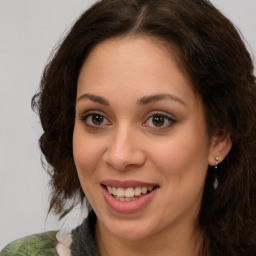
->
xmin=103 ymin=187 xmax=158 ymax=214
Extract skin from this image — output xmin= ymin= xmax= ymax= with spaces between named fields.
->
xmin=73 ymin=36 xmax=231 ymax=256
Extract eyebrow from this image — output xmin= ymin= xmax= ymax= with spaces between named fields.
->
xmin=76 ymin=93 xmax=186 ymax=106
xmin=138 ymin=93 xmax=186 ymax=106
xmin=77 ymin=93 xmax=110 ymax=106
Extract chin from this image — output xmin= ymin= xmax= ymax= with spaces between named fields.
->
xmin=110 ymin=226 xmax=153 ymax=241
xmin=100 ymin=214 xmax=158 ymax=241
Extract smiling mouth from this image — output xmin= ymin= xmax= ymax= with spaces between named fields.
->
xmin=102 ymin=185 xmax=158 ymax=202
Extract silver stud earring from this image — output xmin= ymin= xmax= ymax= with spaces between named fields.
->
xmin=213 ymin=156 xmax=219 ymax=189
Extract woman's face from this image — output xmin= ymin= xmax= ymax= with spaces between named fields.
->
xmin=73 ymin=37 xmax=215 ymax=241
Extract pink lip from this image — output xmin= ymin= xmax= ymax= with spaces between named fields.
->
xmin=102 ymin=183 xmax=159 ymax=214
xmin=101 ymin=179 xmax=158 ymax=189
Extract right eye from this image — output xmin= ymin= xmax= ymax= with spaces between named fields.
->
xmin=80 ymin=112 xmax=111 ymax=127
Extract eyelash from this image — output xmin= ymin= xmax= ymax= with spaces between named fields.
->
xmin=79 ymin=110 xmax=176 ymax=129
xmin=79 ymin=110 xmax=111 ymax=128
xmin=143 ymin=112 xmax=176 ymax=129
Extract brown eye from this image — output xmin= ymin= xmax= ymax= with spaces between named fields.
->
xmin=91 ymin=114 xmax=104 ymax=125
xmin=143 ymin=113 xmax=176 ymax=129
xmin=152 ymin=116 xmax=165 ymax=127
xmin=81 ymin=112 xmax=111 ymax=127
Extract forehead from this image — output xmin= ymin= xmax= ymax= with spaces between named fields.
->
xmin=77 ymin=36 xmax=197 ymax=107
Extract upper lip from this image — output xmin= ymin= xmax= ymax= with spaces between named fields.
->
xmin=101 ymin=179 xmax=159 ymax=189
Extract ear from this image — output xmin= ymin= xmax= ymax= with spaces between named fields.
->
xmin=208 ymin=133 xmax=232 ymax=166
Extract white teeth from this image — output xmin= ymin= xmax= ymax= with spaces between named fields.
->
xmin=114 ymin=196 xmax=137 ymax=201
xmin=134 ymin=187 xmax=142 ymax=196
xmin=125 ymin=187 xmax=135 ymax=198
xmin=112 ymin=187 xmax=117 ymax=196
xmin=116 ymin=188 xmax=125 ymax=197
xmin=107 ymin=186 xmax=112 ymax=194
xmin=141 ymin=187 xmax=147 ymax=194
xmin=106 ymin=185 xmax=155 ymax=198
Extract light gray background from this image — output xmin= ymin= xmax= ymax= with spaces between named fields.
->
xmin=0 ymin=0 xmax=255 ymax=249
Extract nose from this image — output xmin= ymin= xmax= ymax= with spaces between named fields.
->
xmin=103 ymin=126 xmax=146 ymax=171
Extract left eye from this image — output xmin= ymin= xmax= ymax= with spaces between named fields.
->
xmin=82 ymin=113 xmax=110 ymax=127
xmin=144 ymin=114 xmax=175 ymax=128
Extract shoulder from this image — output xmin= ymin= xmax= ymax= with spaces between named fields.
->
xmin=0 ymin=231 xmax=59 ymax=256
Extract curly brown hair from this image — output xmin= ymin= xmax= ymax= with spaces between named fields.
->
xmin=32 ymin=0 xmax=256 ymax=255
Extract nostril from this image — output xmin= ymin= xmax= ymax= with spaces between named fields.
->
xmin=103 ymin=140 xmax=146 ymax=171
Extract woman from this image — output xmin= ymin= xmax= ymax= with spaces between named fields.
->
xmin=1 ymin=0 xmax=256 ymax=255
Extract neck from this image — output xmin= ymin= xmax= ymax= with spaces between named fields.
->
xmin=95 ymin=220 xmax=202 ymax=256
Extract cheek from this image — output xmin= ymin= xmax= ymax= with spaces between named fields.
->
xmin=73 ymin=142 xmax=98 ymax=174
xmin=149 ymin=132 xmax=210 ymax=220
xmin=73 ymin=127 xmax=103 ymax=185
xmin=73 ymin=134 xmax=104 ymax=208
xmin=149 ymin=130 xmax=210 ymax=187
